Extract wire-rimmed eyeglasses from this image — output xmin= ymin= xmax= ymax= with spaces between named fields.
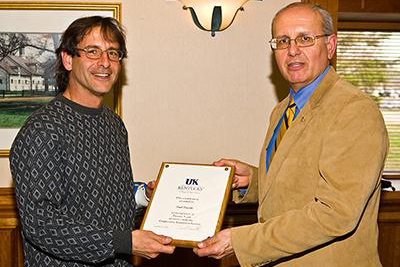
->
xmin=269 ymin=34 xmax=330 ymax=50
xmin=76 ymin=47 xmax=124 ymax=61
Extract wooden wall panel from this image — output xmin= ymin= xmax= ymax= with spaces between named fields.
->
xmin=1 ymin=188 xmax=399 ymax=267
xmin=0 ymin=228 xmax=20 ymax=267
xmin=378 ymin=191 xmax=400 ymax=267
xmin=302 ymin=0 xmax=338 ymax=68
xmin=302 ymin=0 xmax=339 ymax=33
xmin=0 ymin=188 xmax=23 ymax=267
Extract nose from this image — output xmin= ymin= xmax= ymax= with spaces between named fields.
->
xmin=97 ymin=51 xmax=111 ymax=68
xmin=287 ymin=39 xmax=301 ymax=56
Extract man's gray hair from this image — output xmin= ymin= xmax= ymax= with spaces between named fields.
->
xmin=271 ymin=2 xmax=334 ymax=37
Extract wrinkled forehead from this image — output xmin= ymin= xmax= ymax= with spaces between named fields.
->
xmin=273 ymin=7 xmax=323 ymax=36
xmin=78 ymin=26 xmax=119 ymax=47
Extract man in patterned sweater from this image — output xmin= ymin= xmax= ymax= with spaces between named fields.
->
xmin=9 ymin=16 xmax=175 ymax=266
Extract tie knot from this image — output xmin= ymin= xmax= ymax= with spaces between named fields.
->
xmin=287 ymin=99 xmax=297 ymax=114
xmin=285 ymin=99 xmax=297 ymax=128
xmin=288 ymin=98 xmax=296 ymax=109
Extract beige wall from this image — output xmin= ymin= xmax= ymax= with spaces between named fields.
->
xmin=0 ymin=0 xmax=293 ymax=187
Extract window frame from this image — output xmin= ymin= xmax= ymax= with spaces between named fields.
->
xmin=338 ymin=13 xmax=400 ymax=178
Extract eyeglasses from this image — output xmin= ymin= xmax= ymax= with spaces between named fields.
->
xmin=269 ymin=34 xmax=330 ymax=50
xmin=76 ymin=47 xmax=124 ymax=61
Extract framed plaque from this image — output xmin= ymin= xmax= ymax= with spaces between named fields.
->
xmin=141 ymin=162 xmax=234 ymax=248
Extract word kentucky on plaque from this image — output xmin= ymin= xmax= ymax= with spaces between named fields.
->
xmin=141 ymin=162 xmax=234 ymax=248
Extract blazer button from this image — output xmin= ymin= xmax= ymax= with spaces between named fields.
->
xmin=259 ymin=217 xmax=265 ymax=223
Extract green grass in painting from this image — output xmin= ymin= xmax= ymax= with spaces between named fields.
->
xmin=0 ymin=100 xmax=49 ymax=128
xmin=0 ymin=111 xmax=32 ymax=128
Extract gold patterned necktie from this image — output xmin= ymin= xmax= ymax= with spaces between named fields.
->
xmin=270 ymin=98 xmax=297 ymax=164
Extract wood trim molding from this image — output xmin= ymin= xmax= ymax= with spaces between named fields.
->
xmin=379 ymin=191 xmax=400 ymax=223
xmin=338 ymin=21 xmax=400 ymax=31
xmin=0 ymin=187 xmax=18 ymax=223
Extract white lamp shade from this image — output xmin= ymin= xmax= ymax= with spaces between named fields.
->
xmin=177 ymin=0 xmax=250 ymax=32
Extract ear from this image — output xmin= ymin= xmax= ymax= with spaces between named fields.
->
xmin=326 ymin=34 xmax=337 ymax=60
xmin=61 ymin=51 xmax=73 ymax=71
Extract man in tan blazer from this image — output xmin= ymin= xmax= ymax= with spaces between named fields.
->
xmin=194 ymin=3 xmax=388 ymax=266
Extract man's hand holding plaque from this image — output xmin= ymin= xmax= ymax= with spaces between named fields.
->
xmin=131 ymin=230 xmax=175 ymax=259
xmin=213 ymin=158 xmax=253 ymax=189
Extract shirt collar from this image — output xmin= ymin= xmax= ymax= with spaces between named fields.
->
xmin=290 ymin=65 xmax=331 ymax=110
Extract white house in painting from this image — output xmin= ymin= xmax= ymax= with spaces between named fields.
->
xmin=0 ymin=55 xmax=55 ymax=92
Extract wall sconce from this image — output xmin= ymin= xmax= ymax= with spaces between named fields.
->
xmin=176 ymin=0 xmax=255 ymax=36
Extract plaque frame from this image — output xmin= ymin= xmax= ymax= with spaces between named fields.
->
xmin=140 ymin=162 xmax=234 ymax=248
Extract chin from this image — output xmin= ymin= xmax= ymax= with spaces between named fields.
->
xmin=91 ymin=88 xmax=112 ymax=97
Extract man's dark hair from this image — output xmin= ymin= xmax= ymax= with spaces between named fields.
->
xmin=55 ymin=16 xmax=127 ymax=92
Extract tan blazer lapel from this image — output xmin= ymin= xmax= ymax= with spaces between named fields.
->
xmin=258 ymin=97 xmax=289 ymax=201
xmin=259 ymin=104 xmax=314 ymax=203
xmin=258 ymin=68 xmax=340 ymax=204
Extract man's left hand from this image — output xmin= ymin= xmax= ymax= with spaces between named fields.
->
xmin=193 ymin=229 xmax=234 ymax=259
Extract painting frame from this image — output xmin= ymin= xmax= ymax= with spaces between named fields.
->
xmin=0 ymin=2 xmax=122 ymax=157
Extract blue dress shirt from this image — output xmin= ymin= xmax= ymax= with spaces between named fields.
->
xmin=265 ymin=66 xmax=331 ymax=171
xmin=239 ymin=66 xmax=331 ymax=195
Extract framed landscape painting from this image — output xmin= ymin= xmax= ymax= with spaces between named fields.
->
xmin=0 ymin=2 xmax=122 ymax=157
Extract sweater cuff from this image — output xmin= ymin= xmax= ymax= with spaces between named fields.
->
xmin=113 ymin=230 xmax=132 ymax=255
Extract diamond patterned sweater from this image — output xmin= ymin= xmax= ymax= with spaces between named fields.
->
xmin=10 ymin=95 xmax=136 ymax=266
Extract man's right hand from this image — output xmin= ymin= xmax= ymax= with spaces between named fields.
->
xmin=131 ymin=230 xmax=175 ymax=259
xmin=213 ymin=158 xmax=252 ymax=189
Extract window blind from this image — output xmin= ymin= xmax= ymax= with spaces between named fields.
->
xmin=337 ymin=31 xmax=400 ymax=171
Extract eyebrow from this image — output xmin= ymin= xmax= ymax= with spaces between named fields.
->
xmin=82 ymin=45 xmax=120 ymax=50
xmin=275 ymin=33 xmax=312 ymax=39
